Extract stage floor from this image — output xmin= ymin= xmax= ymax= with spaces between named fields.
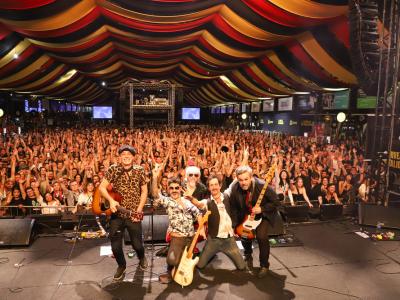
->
xmin=0 ymin=220 xmax=399 ymax=300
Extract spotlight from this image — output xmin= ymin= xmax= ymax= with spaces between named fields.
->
xmin=241 ymin=113 xmax=247 ymax=120
xmin=101 ymin=81 xmax=106 ymax=86
xmin=13 ymin=53 xmax=19 ymax=59
xmin=336 ymin=112 xmax=346 ymax=123
xmin=0 ymin=109 xmax=3 ymax=118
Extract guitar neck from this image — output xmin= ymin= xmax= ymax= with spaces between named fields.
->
xmin=254 ymin=163 xmax=277 ymax=208
xmin=185 ymin=211 xmax=211 ymax=259
xmin=186 ymin=228 xmax=201 ymax=259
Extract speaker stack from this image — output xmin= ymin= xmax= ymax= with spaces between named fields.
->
xmin=0 ymin=218 xmax=36 ymax=247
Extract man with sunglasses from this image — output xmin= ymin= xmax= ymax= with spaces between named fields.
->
xmin=99 ymin=145 xmax=148 ymax=282
xmin=151 ymin=168 xmax=205 ymax=284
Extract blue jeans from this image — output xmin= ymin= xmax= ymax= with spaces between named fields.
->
xmin=197 ymin=236 xmax=246 ymax=270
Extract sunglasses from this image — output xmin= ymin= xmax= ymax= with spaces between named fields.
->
xmin=168 ymin=186 xmax=180 ymax=190
xmin=188 ymin=174 xmax=199 ymax=177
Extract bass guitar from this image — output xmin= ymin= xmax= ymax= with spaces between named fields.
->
xmin=92 ymin=185 xmax=143 ymax=221
xmin=173 ymin=211 xmax=211 ymax=287
xmin=235 ymin=163 xmax=277 ymax=240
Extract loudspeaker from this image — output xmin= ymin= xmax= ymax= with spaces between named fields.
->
xmin=358 ymin=203 xmax=400 ymax=229
xmin=284 ymin=205 xmax=310 ymax=223
xmin=320 ymin=204 xmax=343 ymax=220
xmin=125 ymin=213 xmax=169 ymax=244
xmin=28 ymin=214 xmax=62 ymax=233
xmin=0 ymin=218 xmax=36 ymax=247
xmin=269 ymin=211 xmax=285 ymax=236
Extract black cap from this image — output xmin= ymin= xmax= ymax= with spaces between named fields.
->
xmin=118 ymin=145 xmax=136 ymax=155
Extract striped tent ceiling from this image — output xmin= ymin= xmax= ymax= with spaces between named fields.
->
xmin=0 ymin=0 xmax=356 ymax=106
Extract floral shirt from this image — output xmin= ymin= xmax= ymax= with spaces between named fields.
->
xmin=155 ymin=194 xmax=200 ymax=237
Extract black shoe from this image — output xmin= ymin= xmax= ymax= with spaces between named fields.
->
xmin=244 ymin=255 xmax=253 ymax=269
xmin=257 ymin=267 xmax=269 ymax=279
xmin=139 ymin=257 xmax=148 ymax=270
xmin=113 ymin=266 xmax=126 ymax=281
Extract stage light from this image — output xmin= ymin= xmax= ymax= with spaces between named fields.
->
xmin=0 ymin=109 xmax=3 ymax=117
xmin=337 ymin=112 xmax=346 ymax=123
xmin=13 ymin=53 xmax=19 ymax=59
xmin=101 ymin=81 xmax=106 ymax=86
xmin=241 ymin=113 xmax=247 ymax=120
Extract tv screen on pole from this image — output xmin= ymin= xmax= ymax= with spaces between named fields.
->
xmin=251 ymin=102 xmax=261 ymax=113
xmin=357 ymin=94 xmax=377 ymax=109
xmin=297 ymin=94 xmax=315 ymax=111
xmin=323 ymin=90 xmax=350 ymax=110
xmin=262 ymin=99 xmax=274 ymax=112
xmin=278 ymin=97 xmax=293 ymax=111
xmin=182 ymin=107 xmax=200 ymax=120
xmin=93 ymin=106 xmax=112 ymax=119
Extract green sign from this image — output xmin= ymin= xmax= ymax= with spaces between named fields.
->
xmin=357 ymin=96 xmax=377 ymax=109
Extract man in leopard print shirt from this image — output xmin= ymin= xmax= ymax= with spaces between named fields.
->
xmin=99 ymin=145 xmax=148 ymax=282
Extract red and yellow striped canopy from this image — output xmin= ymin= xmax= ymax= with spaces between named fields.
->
xmin=0 ymin=0 xmax=355 ymax=105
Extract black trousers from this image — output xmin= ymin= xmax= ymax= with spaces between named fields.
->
xmin=241 ymin=219 xmax=270 ymax=268
xmin=109 ymin=216 xmax=145 ymax=267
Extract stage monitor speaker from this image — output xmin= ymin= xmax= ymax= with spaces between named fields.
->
xmin=125 ymin=213 xmax=169 ymax=244
xmin=269 ymin=211 xmax=285 ymax=236
xmin=320 ymin=204 xmax=343 ymax=220
xmin=0 ymin=218 xmax=36 ymax=247
xmin=358 ymin=203 xmax=400 ymax=229
xmin=284 ymin=205 xmax=310 ymax=223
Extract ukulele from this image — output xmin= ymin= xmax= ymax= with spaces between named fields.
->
xmin=235 ymin=163 xmax=277 ymax=240
xmin=173 ymin=211 xmax=211 ymax=287
xmin=92 ymin=185 xmax=143 ymax=221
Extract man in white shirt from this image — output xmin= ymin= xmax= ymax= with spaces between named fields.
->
xmin=188 ymin=175 xmax=246 ymax=270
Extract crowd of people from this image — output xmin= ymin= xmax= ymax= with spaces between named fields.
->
xmin=0 ymin=125 xmax=378 ymax=282
xmin=0 ymin=126 xmax=373 ymax=217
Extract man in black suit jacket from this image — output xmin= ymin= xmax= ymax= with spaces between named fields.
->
xmin=225 ymin=165 xmax=279 ymax=278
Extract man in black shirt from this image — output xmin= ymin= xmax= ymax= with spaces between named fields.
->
xmin=226 ymin=166 xmax=279 ymax=279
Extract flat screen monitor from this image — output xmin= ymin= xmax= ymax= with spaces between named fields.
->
xmin=234 ymin=104 xmax=240 ymax=113
xmin=211 ymin=107 xmax=216 ymax=114
xmin=241 ymin=103 xmax=249 ymax=113
xmin=220 ymin=106 xmax=226 ymax=114
xmin=93 ymin=106 xmax=113 ymax=119
xmin=181 ymin=107 xmax=200 ymax=120
xmin=357 ymin=96 xmax=376 ymax=109
xmin=278 ymin=97 xmax=293 ymax=111
xmin=297 ymin=95 xmax=315 ymax=110
xmin=262 ymin=99 xmax=274 ymax=112
xmin=323 ymin=90 xmax=349 ymax=110
xmin=227 ymin=105 xmax=234 ymax=114
xmin=251 ymin=102 xmax=261 ymax=113
xmin=24 ymin=99 xmax=43 ymax=113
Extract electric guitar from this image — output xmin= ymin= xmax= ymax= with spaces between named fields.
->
xmin=173 ymin=211 xmax=211 ymax=287
xmin=92 ymin=186 xmax=143 ymax=221
xmin=235 ymin=163 xmax=277 ymax=240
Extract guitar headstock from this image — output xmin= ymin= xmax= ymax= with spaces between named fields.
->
xmin=263 ymin=163 xmax=277 ymax=184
